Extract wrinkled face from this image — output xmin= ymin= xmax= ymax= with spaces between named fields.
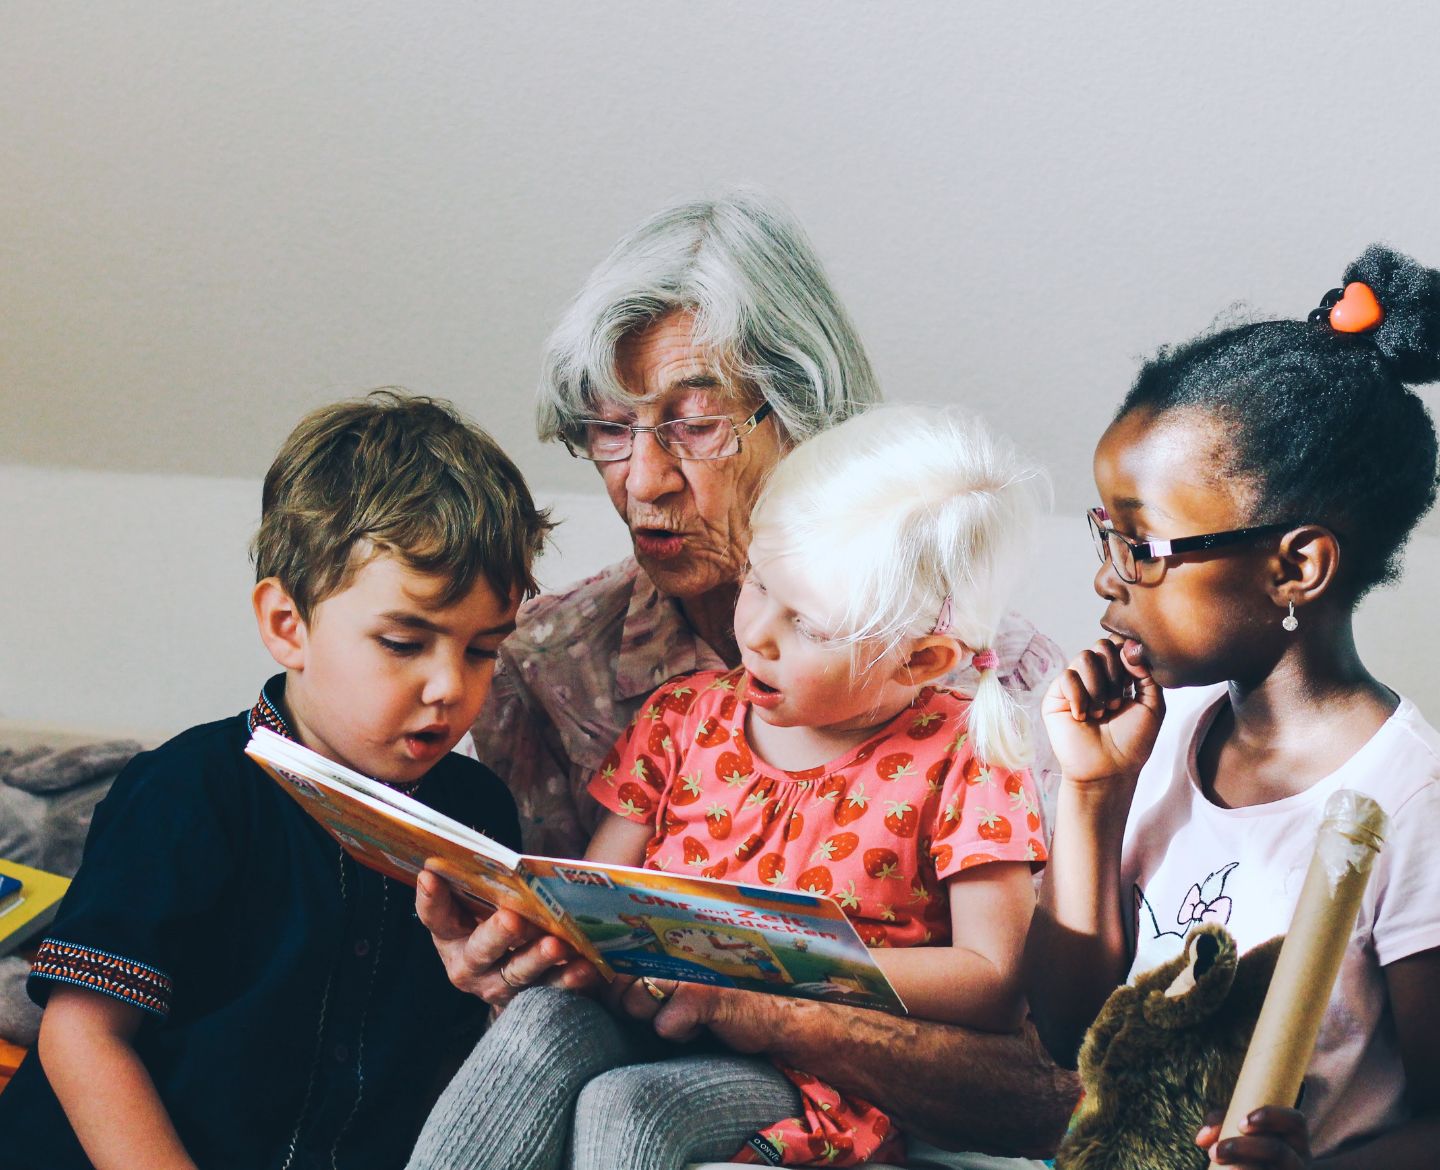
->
xmin=733 ymin=544 xmax=907 ymax=737
xmin=285 ymin=553 xmax=518 ymax=783
xmin=1092 ymin=407 xmax=1279 ymax=689
xmin=595 ymin=310 xmax=786 ymax=602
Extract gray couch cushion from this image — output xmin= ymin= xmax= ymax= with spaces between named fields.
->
xmin=0 ymin=955 xmax=40 ymax=1046
xmin=0 ymin=735 xmax=143 ymax=1047
xmin=0 ymin=777 xmax=120 ymax=876
xmin=3 ymin=740 xmax=142 ymax=794
xmin=0 ymin=737 xmax=141 ymax=878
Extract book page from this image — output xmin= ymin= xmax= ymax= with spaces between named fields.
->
xmin=246 ymin=728 xmax=523 ymax=865
xmin=522 ymin=858 xmax=907 ymax=1014
xmin=246 ymin=730 xmax=906 ymax=1007
xmin=245 ymin=730 xmax=578 ymax=943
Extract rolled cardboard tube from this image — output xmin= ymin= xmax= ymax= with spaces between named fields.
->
xmin=1218 ymin=789 xmax=1388 ymax=1141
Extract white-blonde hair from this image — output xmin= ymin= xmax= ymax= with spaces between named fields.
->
xmin=749 ymin=404 xmax=1049 ymax=770
xmin=536 ymin=189 xmax=880 ymax=444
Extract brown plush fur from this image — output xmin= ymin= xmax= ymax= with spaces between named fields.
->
xmin=1055 ymin=924 xmax=1282 ymax=1170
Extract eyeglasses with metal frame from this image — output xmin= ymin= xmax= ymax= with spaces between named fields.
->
xmin=1087 ymin=506 xmax=1299 ymax=585
xmin=561 ymin=401 xmax=775 ymax=463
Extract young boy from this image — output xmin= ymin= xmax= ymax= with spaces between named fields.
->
xmin=0 ymin=391 xmax=551 ymax=1169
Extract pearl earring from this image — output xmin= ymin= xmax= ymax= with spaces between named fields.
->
xmin=1282 ymin=601 xmax=1298 ymax=632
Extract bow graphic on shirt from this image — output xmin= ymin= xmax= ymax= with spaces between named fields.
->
xmin=1134 ymin=861 xmax=1239 ymax=942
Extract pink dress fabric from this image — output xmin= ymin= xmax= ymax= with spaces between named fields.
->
xmin=587 ymin=667 xmax=1048 ymax=1166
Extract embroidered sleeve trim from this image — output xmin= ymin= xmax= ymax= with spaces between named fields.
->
xmin=29 ymin=938 xmax=173 ymax=1019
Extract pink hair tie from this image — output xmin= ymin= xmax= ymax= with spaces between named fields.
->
xmin=972 ymin=648 xmax=998 ymax=672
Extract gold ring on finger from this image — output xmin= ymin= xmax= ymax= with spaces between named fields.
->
xmin=640 ymin=976 xmax=672 ymax=1003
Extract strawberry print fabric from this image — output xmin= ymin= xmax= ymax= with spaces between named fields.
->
xmin=589 ymin=667 xmax=1045 ymax=948
xmin=586 ymin=666 xmax=1046 ymax=1165
xmin=733 ymin=1065 xmax=903 ymax=1166
xmin=471 ymin=556 xmax=1068 ymax=859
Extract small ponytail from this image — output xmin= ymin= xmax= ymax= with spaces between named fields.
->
xmin=966 ymin=653 xmax=1032 ymax=773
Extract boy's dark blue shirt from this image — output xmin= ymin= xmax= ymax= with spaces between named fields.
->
xmin=0 ymin=676 xmax=521 ymax=1169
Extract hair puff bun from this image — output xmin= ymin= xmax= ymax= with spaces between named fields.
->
xmin=1343 ymin=244 xmax=1440 ymax=385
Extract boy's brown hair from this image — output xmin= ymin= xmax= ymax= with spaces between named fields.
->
xmin=252 ymin=389 xmax=553 ymax=620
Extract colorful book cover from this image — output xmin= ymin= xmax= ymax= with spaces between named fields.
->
xmin=243 ymin=729 xmax=583 ymax=957
xmin=0 ymin=857 xmax=72 ymax=958
xmin=523 ymin=858 xmax=905 ymax=1012
xmin=245 ymin=729 xmax=906 ymax=1014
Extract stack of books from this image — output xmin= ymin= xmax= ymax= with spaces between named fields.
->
xmin=0 ymin=858 xmax=71 ymax=959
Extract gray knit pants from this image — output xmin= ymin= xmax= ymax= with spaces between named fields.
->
xmin=408 ymin=987 xmax=801 ymax=1170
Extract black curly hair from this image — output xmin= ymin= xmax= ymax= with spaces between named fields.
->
xmin=1116 ymin=244 xmax=1440 ymax=600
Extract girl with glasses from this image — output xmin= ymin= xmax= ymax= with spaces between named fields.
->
xmin=1026 ymin=245 xmax=1440 ymax=1169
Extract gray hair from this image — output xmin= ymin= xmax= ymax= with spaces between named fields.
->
xmin=536 ymin=189 xmax=882 ymax=444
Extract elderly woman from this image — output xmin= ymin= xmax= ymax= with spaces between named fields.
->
xmin=416 ymin=192 xmax=1078 ymax=1169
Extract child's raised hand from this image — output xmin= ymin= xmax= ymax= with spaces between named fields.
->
xmin=1042 ymin=638 xmax=1165 ymax=787
xmin=1196 ymin=1107 xmax=1312 ymax=1169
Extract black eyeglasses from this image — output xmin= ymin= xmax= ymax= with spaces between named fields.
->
xmin=1088 ymin=507 xmax=1298 ymax=585
xmin=561 ymin=402 xmax=774 ymax=463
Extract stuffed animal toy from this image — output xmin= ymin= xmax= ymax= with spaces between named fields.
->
xmin=1055 ymin=923 xmax=1283 ymax=1170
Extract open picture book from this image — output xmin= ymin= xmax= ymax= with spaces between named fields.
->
xmin=245 ymin=728 xmax=906 ymax=1014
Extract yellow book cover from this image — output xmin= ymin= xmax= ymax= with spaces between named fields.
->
xmin=0 ymin=857 xmax=71 ymax=957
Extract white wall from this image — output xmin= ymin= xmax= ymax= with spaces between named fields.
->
xmin=4 ymin=461 xmax=1435 ymax=739
xmin=0 ymin=462 xmax=624 ymax=738
xmin=5 ymin=2 xmax=1440 ymax=733
xmin=5 ymin=3 xmax=1440 ymax=508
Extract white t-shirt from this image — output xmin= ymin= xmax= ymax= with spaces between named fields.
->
xmin=1121 ymin=684 xmax=1440 ymax=1156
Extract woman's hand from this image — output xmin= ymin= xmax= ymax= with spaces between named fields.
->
xmin=416 ymin=867 xmax=603 ymax=1007
xmin=1042 ymin=638 xmax=1165 ymax=788
xmin=648 ymin=982 xmax=736 ymax=1044
xmin=605 ymin=973 xmax=683 ymax=1024
xmin=1197 ymin=1107 xmax=1311 ymax=1169
xmin=600 ymin=975 xmax=727 ymax=1042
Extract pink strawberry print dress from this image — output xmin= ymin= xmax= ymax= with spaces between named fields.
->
xmin=586 ymin=667 xmax=1047 ymax=1166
